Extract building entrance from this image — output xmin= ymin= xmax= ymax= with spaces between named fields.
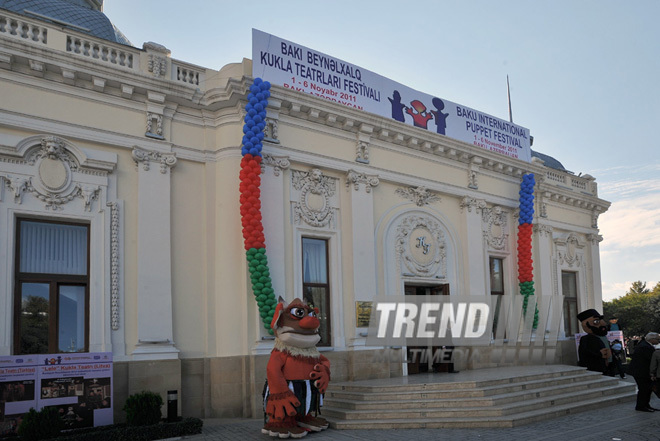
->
xmin=404 ymin=284 xmax=449 ymax=374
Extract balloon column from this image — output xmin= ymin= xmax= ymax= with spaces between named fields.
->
xmin=239 ymin=78 xmax=277 ymax=334
xmin=517 ymin=173 xmax=538 ymax=326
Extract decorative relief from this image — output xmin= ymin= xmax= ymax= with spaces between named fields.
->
xmin=468 ymin=168 xmax=479 ymax=189
xmin=292 ymin=168 xmax=336 ymax=228
xmin=533 ymin=223 xmax=554 ymax=238
xmin=148 ymin=54 xmax=167 ymax=77
xmin=5 ymin=176 xmax=28 ymax=204
xmin=482 ymin=205 xmax=508 ymax=250
xmin=586 ymin=233 xmax=603 ymax=245
xmin=356 ymin=140 xmax=370 ymax=164
xmin=556 ymin=233 xmax=584 ymax=267
xmin=460 ymin=196 xmax=487 ymax=213
xmin=107 ymin=201 xmax=120 ymax=330
xmin=264 ymin=118 xmax=280 ymax=143
xmin=261 ymin=154 xmax=290 ymax=176
xmin=132 ymin=147 xmax=177 ymax=173
xmin=346 ymin=169 xmax=379 ymax=193
xmin=396 ymin=186 xmax=440 ymax=206
xmin=395 ymin=214 xmax=447 ymax=277
xmin=2 ymin=136 xmax=103 ymax=211
xmin=145 ymin=113 xmax=164 ymax=139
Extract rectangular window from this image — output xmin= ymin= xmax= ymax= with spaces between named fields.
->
xmin=14 ymin=219 xmax=90 ymax=354
xmin=301 ymin=237 xmax=330 ymax=347
xmin=562 ymin=271 xmax=578 ymax=336
xmin=490 ymin=257 xmax=504 ymax=337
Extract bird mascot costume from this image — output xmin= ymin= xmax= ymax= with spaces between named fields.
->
xmin=577 ymin=308 xmax=610 ymax=374
xmin=262 ymin=297 xmax=331 ymax=438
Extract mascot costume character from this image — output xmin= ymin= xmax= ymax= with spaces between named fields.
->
xmin=577 ymin=308 xmax=610 ymax=373
xmin=262 ymin=297 xmax=331 ymax=438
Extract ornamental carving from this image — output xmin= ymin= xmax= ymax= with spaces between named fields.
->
xmin=3 ymin=136 xmax=102 ymax=211
xmin=145 ymin=113 xmax=164 ymax=139
xmin=533 ymin=223 xmax=554 ymax=238
xmin=148 ymin=54 xmax=167 ymax=77
xmin=482 ymin=205 xmax=508 ymax=251
xmin=132 ymin=147 xmax=177 ymax=173
xmin=460 ymin=196 xmax=487 ymax=213
xmin=556 ymin=233 xmax=584 ymax=267
xmin=261 ymin=154 xmax=290 ymax=176
xmin=395 ymin=214 xmax=447 ymax=277
xmin=396 ymin=186 xmax=440 ymax=206
xmin=292 ymin=168 xmax=336 ymax=227
xmin=264 ymin=118 xmax=279 ymax=143
xmin=346 ymin=170 xmax=379 ymax=193
xmin=356 ymin=140 xmax=370 ymax=163
xmin=107 ymin=201 xmax=120 ymax=330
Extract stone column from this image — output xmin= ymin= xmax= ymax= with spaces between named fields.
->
xmin=346 ymin=170 xmax=379 ymax=347
xmin=587 ymin=233 xmax=604 ymax=312
xmin=131 ymin=147 xmax=179 ymax=360
xmin=460 ymin=197 xmax=487 ymax=296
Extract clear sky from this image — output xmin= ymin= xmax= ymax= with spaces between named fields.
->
xmin=104 ymin=0 xmax=659 ymax=301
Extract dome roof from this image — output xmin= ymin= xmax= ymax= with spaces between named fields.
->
xmin=0 ymin=0 xmax=132 ymax=46
xmin=531 ymin=149 xmax=567 ymax=172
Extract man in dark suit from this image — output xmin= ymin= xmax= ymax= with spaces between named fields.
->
xmin=629 ymin=332 xmax=660 ymax=412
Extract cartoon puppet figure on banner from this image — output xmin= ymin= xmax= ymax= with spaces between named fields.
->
xmin=262 ymin=297 xmax=331 ymax=438
xmin=577 ymin=309 xmax=610 ymax=374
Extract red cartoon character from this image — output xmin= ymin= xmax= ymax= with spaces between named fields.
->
xmin=405 ymin=99 xmax=434 ymax=129
xmin=262 ymin=297 xmax=331 ymax=438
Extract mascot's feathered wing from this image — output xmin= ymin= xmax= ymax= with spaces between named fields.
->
xmin=261 ymin=297 xmax=331 ymax=438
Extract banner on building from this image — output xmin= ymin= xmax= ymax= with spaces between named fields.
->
xmin=0 ymin=353 xmax=112 ymax=435
xmin=252 ymin=29 xmax=531 ymax=162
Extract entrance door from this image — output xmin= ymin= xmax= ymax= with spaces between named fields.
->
xmin=405 ymin=284 xmax=449 ymax=374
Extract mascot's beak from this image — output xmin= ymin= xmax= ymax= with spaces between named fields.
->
xmin=299 ymin=316 xmax=320 ymax=330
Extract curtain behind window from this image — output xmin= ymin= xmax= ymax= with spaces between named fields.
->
xmin=19 ymin=221 xmax=88 ymax=275
xmin=302 ymin=238 xmax=327 ymax=284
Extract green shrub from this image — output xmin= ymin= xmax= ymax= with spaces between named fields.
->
xmin=122 ymin=391 xmax=163 ymax=426
xmin=17 ymin=407 xmax=65 ymax=440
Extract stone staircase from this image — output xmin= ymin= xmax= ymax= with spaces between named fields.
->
xmin=323 ymin=365 xmax=636 ymax=429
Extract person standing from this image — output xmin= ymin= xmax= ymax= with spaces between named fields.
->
xmin=577 ymin=309 xmax=609 ymax=374
xmin=650 ymin=341 xmax=660 ymax=399
xmin=629 ymin=332 xmax=660 ymax=412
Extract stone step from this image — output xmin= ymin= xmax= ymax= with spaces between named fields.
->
xmin=328 ymin=390 xmax=636 ymax=429
xmin=322 ymin=382 xmax=634 ymax=420
xmin=326 ymin=372 xmax=608 ymax=401
xmin=324 ymin=376 xmax=626 ymax=410
xmin=328 ymin=367 xmax=596 ymax=394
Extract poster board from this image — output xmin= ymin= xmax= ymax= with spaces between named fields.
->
xmin=0 ymin=352 xmax=112 ymax=435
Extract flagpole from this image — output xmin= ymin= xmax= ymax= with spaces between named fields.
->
xmin=507 ymin=75 xmax=513 ymax=123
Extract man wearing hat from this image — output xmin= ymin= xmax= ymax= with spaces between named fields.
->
xmin=577 ymin=309 xmax=610 ymax=374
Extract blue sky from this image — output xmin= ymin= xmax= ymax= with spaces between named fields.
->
xmin=103 ymin=0 xmax=659 ymax=301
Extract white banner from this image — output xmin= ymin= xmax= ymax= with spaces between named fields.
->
xmin=253 ymin=29 xmax=531 ymax=162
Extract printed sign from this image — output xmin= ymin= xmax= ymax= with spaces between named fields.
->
xmin=0 ymin=353 xmax=112 ymax=435
xmin=253 ymin=29 xmax=531 ymax=161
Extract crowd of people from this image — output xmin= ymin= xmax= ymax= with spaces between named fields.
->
xmin=577 ymin=309 xmax=660 ymax=413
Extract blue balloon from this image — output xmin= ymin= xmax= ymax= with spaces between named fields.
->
xmin=255 ymin=103 xmax=264 ymax=112
xmin=249 ymin=147 xmax=259 ymax=155
xmin=260 ymin=99 xmax=269 ymax=108
xmin=263 ymin=90 xmax=271 ymax=98
xmin=257 ymin=122 xmax=266 ymax=131
xmin=244 ymin=142 xmax=254 ymax=149
xmin=250 ymin=85 xmax=260 ymax=94
xmin=249 ymin=97 xmax=258 ymax=105
xmin=254 ymin=77 xmax=263 ymax=85
xmin=242 ymin=125 xmax=249 ymax=134
xmin=246 ymin=120 xmax=255 ymax=128
xmin=253 ymin=115 xmax=263 ymax=124
xmin=262 ymin=81 xmax=271 ymax=89
xmin=241 ymin=147 xmax=249 ymax=155
xmin=250 ymin=137 xmax=259 ymax=144
xmin=248 ymin=109 xmax=257 ymax=116
xmin=256 ymin=92 xmax=265 ymax=100
xmin=256 ymin=132 xmax=264 ymax=141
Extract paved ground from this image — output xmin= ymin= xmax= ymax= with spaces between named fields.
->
xmin=184 ymin=377 xmax=660 ymax=441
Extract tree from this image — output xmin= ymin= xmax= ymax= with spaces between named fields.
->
xmin=628 ymin=281 xmax=650 ymax=295
xmin=603 ymin=281 xmax=660 ymax=338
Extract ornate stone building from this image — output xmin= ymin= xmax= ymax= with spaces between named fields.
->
xmin=0 ymin=1 xmax=610 ymax=419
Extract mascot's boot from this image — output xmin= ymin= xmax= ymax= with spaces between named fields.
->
xmin=262 ymin=418 xmax=308 ymax=439
xmin=297 ymin=414 xmax=329 ymax=432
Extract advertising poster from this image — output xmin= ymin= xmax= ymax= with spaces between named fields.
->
xmin=0 ymin=354 xmax=39 ymax=435
xmin=37 ymin=352 xmax=113 ymax=429
xmin=253 ymin=29 xmax=531 ymax=162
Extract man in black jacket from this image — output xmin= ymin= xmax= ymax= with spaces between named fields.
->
xmin=577 ymin=309 xmax=609 ymax=374
xmin=629 ymin=332 xmax=660 ymax=412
